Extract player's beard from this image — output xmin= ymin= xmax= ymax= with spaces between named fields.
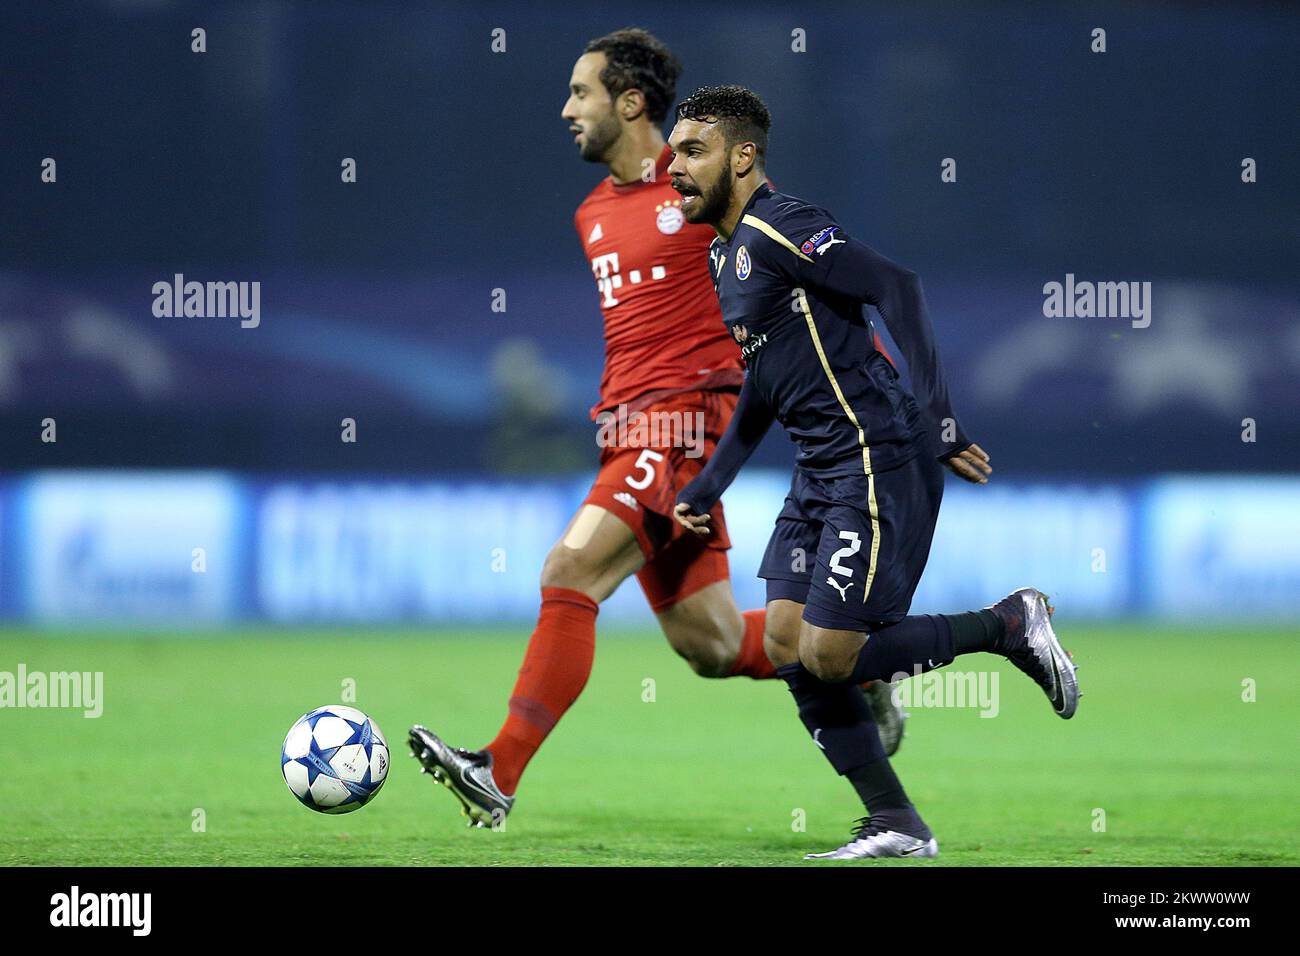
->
xmin=578 ymin=108 xmax=622 ymax=163
xmin=680 ymin=166 xmax=732 ymax=226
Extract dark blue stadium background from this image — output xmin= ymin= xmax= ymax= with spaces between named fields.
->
xmin=3 ymin=0 xmax=1297 ymax=476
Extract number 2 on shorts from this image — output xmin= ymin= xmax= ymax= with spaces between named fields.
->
xmin=829 ymin=530 xmax=862 ymax=578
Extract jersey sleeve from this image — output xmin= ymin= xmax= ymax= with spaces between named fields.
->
xmin=750 ymin=202 xmax=972 ymax=460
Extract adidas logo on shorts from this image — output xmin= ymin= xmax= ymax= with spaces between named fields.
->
xmin=613 ymin=492 xmax=639 ymax=511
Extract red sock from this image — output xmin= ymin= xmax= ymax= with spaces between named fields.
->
xmin=727 ymin=608 xmax=778 ymax=680
xmin=484 ymin=587 xmax=598 ymax=795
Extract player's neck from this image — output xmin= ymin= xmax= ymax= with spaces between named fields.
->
xmin=716 ymin=175 xmax=764 ymax=241
xmin=606 ymin=126 xmax=665 ymax=185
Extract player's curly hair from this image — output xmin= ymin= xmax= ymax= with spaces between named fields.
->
xmin=583 ymin=28 xmax=682 ymax=125
xmin=675 ymin=85 xmax=771 ymax=161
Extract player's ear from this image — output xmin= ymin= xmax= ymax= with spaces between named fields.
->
xmin=733 ymin=141 xmax=758 ymax=177
xmin=618 ymin=88 xmax=646 ymax=122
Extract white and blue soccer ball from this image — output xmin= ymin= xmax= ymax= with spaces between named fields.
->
xmin=281 ymin=705 xmax=389 ymax=814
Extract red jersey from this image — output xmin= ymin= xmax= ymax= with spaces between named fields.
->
xmin=574 ymin=145 xmax=744 ymax=419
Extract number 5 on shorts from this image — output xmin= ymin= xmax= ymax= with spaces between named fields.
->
xmin=626 ymin=450 xmax=665 ymax=491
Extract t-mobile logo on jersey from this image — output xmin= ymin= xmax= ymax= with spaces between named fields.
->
xmin=589 ymin=252 xmax=668 ymax=307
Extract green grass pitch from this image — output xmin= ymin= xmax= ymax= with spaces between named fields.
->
xmin=2 ymin=623 xmax=1296 ymax=866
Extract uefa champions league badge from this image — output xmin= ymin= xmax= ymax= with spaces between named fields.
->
xmin=735 ymin=245 xmax=751 ymax=280
xmin=655 ymin=200 xmax=684 ymax=234
xmin=802 ymin=225 xmax=845 ymax=257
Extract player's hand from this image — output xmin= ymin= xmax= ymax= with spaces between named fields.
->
xmin=944 ymin=443 xmax=992 ymax=484
xmin=673 ymin=502 xmax=712 ymax=536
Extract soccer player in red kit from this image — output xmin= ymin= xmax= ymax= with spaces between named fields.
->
xmin=409 ymin=29 xmax=902 ymax=828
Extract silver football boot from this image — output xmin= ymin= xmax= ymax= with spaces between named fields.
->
xmin=992 ymin=588 xmax=1080 ymax=719
xmin=408 ymin=725 xmax=514 ymax=828
xmin=805 ymin=817 xmax=939 ymax=860
xmin=863 ymin=680 xmax=907 ymax=756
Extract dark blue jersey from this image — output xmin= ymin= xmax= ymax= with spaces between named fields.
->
xmin=679 ymin=183 xmax=969 ymax=512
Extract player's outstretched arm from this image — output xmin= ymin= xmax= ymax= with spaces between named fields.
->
xmin=793 ymin=231 xmax=991 ymax=482
xmin=673 ymin=375 xmax=774 ymax=535
xmin=815 ymin=237 xmax=983 ymax=468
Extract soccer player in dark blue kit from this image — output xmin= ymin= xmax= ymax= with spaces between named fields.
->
xmin=668 ymin=86 xmax=1081 ymax=860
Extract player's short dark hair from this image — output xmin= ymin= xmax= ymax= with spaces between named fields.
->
xmin=583 ymin=28 xmax=682 ymax=125
xmin=675 ymin=85 xmax=772 ymax=162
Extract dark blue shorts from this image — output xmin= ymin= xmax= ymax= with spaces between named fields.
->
xmin=758 ymin=453 xmax=944 ymax=630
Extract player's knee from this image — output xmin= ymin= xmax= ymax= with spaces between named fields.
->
xmin=680 ymin=640 xmax=731 ymax=678
xmin=801 ymin=647 xmax=851 ymax=682
xmin=762 ymin=599 xmax=803 ymax=668
xmin=539 ymin=542 xmax=600 ymax=592
xmin=663 ymin=619 xmax=733 ymax=678
xmin=763 ymin=626 xmax=799 ymax=668
xmin=799 ymin=630 xmax=854 ymax=683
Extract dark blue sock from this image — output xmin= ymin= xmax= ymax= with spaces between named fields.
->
xmin=848 ymin=614 xmax=956 ymax=685
xmin=944 ymin=609 xmax=1005 ymax=654
xmin=777 ymin=662 xmax=884 ymax=774
xmin=846 ymin=759 xmax=933 ymax=841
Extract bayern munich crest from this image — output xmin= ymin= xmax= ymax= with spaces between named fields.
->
xmin=735 ymin=245 xmax=751 ymax=280
xmin=655 ymin=201 xmax=684 ymax=235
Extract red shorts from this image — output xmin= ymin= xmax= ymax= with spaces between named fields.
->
xmin=584 ymin=390 xmax=737 ymax=612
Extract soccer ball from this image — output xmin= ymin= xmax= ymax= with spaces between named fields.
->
xmin=281 ymin=705 xmax=389 ymax=814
